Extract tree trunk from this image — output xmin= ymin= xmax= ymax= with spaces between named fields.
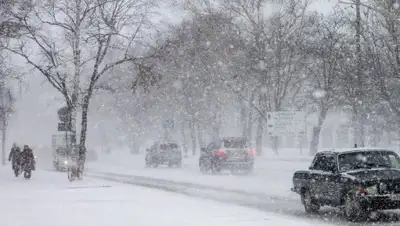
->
xmin=197 ymin=122 xmax=205 ymax=149
xmin=130 ymin=133 xmax=140 ymax=154
xmin=256 ymin=91 xmax=266 ymax=156
xmin=240 ymin=98 xmax=247 ymax=137
xmin=1 ymin=117 xmax=6 ymax=165
xmin=78 ymin=95 xmax=90 ymax=173
xmin=247 ymin=109 xmax=253 ymax=143
xmin=212 ymin=109 xmax=221 ymax=139
xmin=352 ymin=105 xmax=365 ymax=147
xmin=189 ymin=118 xmax=197 ymax=156
xmin=181 ymin=119 xmax=188 ymax=158
xmin=71 ymin=0 xmax=82 ymax=147
xmin=256 ymin=113 xmax=263 ymax=156
xmin=309 ymin=108 xmax=328 ymax=155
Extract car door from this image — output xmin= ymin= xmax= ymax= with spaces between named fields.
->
xmin=309 ymin=154 xmax=333 ymax=201
xmin=322 ymin=154 xmax=341 ymax=204
xmin=202 ymin=142 xmax=215 ymax=160
xmin=309 ymin=154 xmax=327 ymax=198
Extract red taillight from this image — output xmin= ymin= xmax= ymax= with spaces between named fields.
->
xmin=357 ymin=187 xmax=368 ymax=196
xmin=248 ymin=150 xmax=256 ymax=156
xmin=215 ymin=150 xmax=227 ymax=157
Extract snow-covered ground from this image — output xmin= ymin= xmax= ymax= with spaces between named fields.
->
xmin=0 ymin=166 xmax=334 ymax=226
xmin=81 ymin=148 xmax=311 ymax=200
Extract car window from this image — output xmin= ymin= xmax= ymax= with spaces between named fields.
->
xmin=206 ymin=143 xmax=215 ymax=152
xmin=223 ymin=139 xmax=247 ymax=148
xmin=389 ymin=154 xmax=400 ymax=169
xmin=338 ymin=151 xmax=397 ymax=171
xmin=160 ymin=143 xmax=178 ymax=150
xmin=312 ymin=155 xmax=336 ymax=172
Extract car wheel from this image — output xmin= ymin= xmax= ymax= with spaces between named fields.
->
xmin=168 ymin=161 xmax=173 ymax=168
xmin=211 ymin=162 xmax=221 ymax=174
xmin=176 ymin=161 xmax=182 ymax=168
xmin=342 ymin=194 xmax=369 ymax=221
xmin=301 ymin=190 xmax=320 ymax=213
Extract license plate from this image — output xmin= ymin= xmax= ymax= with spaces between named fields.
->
xmin=390 ymin=195 xmax=400 ymax=201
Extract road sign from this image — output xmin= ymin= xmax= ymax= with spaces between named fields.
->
xmin=57 ymin=106 xmax=71 ymax=122
xmin=58 ymin=122 xmax=72 ymax=131
xmin=266 ymin=111 xmax=305 ymax=136
xmin=163 ymin=119 xmax=174 ymax=130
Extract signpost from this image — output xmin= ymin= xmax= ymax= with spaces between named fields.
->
xmin=266 ymin=111 xmax=306 ymax=136
xmin=57 ymin=106 xmax=73 ymax=151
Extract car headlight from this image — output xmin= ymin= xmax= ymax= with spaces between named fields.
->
xmin=64 ymin=160 xmax=68 ymax=165
xmin=365 ymin=185 xmax=378 ymax=195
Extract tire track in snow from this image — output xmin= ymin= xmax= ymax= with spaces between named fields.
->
xmin=87 ymin=170 xmax=298 ymax=202
xmin=84 ymin=170 xmax=400 ymax=226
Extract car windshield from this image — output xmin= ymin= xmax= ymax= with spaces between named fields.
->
xmin=223 ymin=139 xmax=247 ymax=148
xmin=338 ymin=151 xmax=400 ymax=172
xmin=160 ymin=143 xmax=179 ymax=150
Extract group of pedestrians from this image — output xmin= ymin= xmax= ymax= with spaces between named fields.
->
xmin=8 ymin=143 xmax=36 ymax=177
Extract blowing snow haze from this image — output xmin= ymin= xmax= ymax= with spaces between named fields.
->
xmin=5 ymin=0 xmax=400 ymax=225
xmin=6 ymin=0 xmax=335 ymax=147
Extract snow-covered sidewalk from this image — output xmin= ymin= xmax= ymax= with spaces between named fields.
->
xmin=0 ymin=167 xmax=332 ymax=226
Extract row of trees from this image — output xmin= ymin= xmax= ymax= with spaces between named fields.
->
xmin=3 ymin=0 xmax=400 ymax=165
xmin=106 ymin=0 xmax=400 ymax=156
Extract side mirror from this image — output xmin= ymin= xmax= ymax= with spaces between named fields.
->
xmin=200 ymin=147 xmax=206 ymax=152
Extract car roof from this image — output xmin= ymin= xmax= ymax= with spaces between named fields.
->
xmin=319 ymin=147 xmax=395 ymax=155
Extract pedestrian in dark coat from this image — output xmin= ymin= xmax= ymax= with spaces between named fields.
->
xmin=21 ymin=145 xmax=35 ymax=170
xmin=8 ymin=143 xmax=21 ymax=170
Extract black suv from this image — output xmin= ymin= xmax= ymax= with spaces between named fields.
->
xmin=199 ymin=137 xmax=255 ymax=174
xmin=145 ymin=142 xmax=182 ymax=168
xmin=292 ymin=148 xmax=400 ymax=221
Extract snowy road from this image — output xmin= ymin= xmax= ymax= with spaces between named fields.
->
xmin=1 ymin=166 xmax=336 ymax=226
xmin=35 ymin=151 xmax=400 ymax=225
xmin=84 ymin=169 xmax=400 ymax=226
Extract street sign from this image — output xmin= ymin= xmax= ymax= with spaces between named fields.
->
xmin=57 ymin=106 xmax=71 ymax=122
xmin=163 ymin=119 xmax=174 ymax=130
xmin=266 ymin=111 xmax=305 ymax=136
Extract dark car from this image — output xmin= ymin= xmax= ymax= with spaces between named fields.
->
xmin=291 ymin=148 xmax=400 ymax=221
xmin=145 ymin=142 xmax=182 ymax=168
xmin=199 ymin=137 xmax=255 ymax=174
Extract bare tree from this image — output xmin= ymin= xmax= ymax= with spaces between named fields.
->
xmin=362 ymin=0 xmax=400 ymax=129
xmin=301 ymin=13 xmax=350 ymax=154
xmin=4 ymin=0 xmax=155 ymax=173
xmin=221 ymin=0 xmax=312 ymax=154
xmin=0 ymin=66 xmax=14 ymax=165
